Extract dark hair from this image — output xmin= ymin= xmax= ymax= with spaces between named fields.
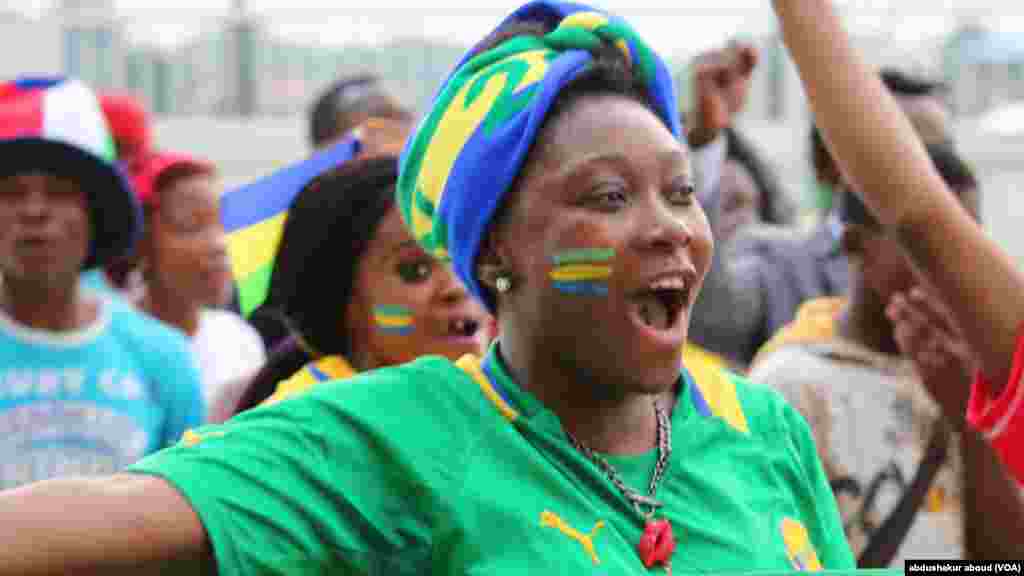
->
xmin=307 ymin=75 xmax=411 ymax=148
xmin=840 ymin=142 xmax=978 ymax=228
xmin=724 ymin=127 xmax=794 ymax=226
xmin=811 ymin=69 xmax=948 ymax=179
xmin=238 ymin=156 xmax=399 ymax=413
xmin=152 ymin=163 xmax=215 ymax=199
xmin=809 ymin=123 xmax=829 ymax=179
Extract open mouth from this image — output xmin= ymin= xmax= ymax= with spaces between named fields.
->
xmin=630 ymin=278 xmax=691 ymax=332
xmin=16 ymin=237 xmax=55 ymax=252
xmin=446 ymin=317 xmax=481 ymax=339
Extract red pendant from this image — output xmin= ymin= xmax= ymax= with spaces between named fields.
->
xmin=637 ymin=518 xmax=676 ymax=569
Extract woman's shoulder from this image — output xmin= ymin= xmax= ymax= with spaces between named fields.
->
xmin=689 ymin=366 xmax=799 ymax=441
xmin=262 ymin=355 xmax=357 ymax=407
xmin=291 ymin=354 xmax=498 ymax=426
xmin=103 ymin=298 xmax=193 ymax=360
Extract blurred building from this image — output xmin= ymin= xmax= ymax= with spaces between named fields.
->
xmin=58 ymin=0 xmax=126 ymax=90
xmin=0 ymin=3 xmax=1005 ymax=123
xmin=0 ymin=9 xmax=61 ymax=78
xmin=945 ymin=25 xmax=1024 ymax=116
xmin=4 ymin=4 xmax=1024 ymax=266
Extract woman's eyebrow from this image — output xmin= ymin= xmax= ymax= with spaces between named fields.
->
xmin=388 ymin=240 xmax=421 ymax=256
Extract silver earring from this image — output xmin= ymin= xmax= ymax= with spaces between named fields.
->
xmin=495 ymin=275 xmax=512 ymax=293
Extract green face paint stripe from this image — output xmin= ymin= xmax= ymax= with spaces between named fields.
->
xmin=373 ymin=305 xmax=413 ymax=317
xmin=551 ymin=248 xmax=615 ymax=266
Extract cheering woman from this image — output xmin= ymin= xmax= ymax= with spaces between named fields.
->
xmin=0 ymin=2 xmax=854 ymax=573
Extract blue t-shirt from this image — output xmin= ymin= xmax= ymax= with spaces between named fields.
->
xmin=0 ymin=292 xmax=205 ymax=489
xmin=79 ymin=269 xmax=114 ymax=294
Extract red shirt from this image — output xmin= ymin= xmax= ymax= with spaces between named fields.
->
xmin=968 ymin=328 xmax=1024 ymax=483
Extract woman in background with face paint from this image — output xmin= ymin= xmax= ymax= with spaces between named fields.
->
xmin=0 ymin=2 xmax=853 ymax=573
xmin=219 ymin=156 xmax=492 ymax=420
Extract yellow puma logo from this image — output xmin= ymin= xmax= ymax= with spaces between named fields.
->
xmin=540 ymin=510 xmax=605 ymax=565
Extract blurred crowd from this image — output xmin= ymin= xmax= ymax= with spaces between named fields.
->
xmin=0 ymin=2 xmax=1021 ymax=571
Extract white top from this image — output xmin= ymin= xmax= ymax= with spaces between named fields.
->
xmin=750 ymin=339 xmax=963 ymax=563
xmin=191 ymin=308 xmax=266 ymax=408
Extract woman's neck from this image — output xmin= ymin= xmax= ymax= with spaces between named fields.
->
xmin=496 ymin=337 xmax=670 ymax=456
xmin=347 ymin=339 xmax=381 ymax=373
xmin=144 ymin=284 xmax=201 ymax=337
xmin=1 ymin=276 xmax=94 ymax=332
xmin=837 ymin=280 xmax=900 ymax=356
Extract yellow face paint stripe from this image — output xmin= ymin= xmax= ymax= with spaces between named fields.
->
xmin=456 ymin=355 xmax=518 ymax=422
xmin=374 ymin=315 xmax=413 ymax=328
xmin=548 ymin=264 xmax=612 ymax=282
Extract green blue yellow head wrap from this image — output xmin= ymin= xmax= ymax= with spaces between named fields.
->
xmin=397 ymin=1 xmax=683 ymax=312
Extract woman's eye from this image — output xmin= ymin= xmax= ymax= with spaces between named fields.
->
xmin=667 ymin=181 xmax=696 ymax=206
xmin=396 ymin=260 xmax=433 ymax=284
xmin=164 ymin=212 xmax=201 ymax=233
xmin=587 ymin=184 xmax=628 ymax=209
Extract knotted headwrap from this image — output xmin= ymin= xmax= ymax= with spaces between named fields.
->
xmin=397 ymin=0 xmax=683 ymax=312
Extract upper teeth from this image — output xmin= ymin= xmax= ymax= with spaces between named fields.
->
xmin=453 ymin=319 xmax=471 ymax=333
xmin=649 ymin=277 xmax=686 ymax=291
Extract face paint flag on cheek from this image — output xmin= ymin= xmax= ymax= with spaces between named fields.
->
xmin=549 ymin=248 xmax=614 ymax=296
xmin=395 ymin=0 xmax=684 ymax=313
xmin=373 ymin=305 xmax=414 ymax=336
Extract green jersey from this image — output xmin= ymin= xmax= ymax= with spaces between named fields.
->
xmin=129 ymin=346 xmax=854 ymax=574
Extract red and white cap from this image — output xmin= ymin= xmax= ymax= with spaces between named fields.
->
xmin=0 ymin=76 xmax=141 ymax=269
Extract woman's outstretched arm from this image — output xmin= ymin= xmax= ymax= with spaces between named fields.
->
xmin=772 ymin=0 xmax=1024 ymax=391
xmin=0 ymin=474 xmax=212 ymax=575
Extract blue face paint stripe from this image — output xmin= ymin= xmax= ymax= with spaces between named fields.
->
xmin=551 ymin=281 xmax=609 ymax=296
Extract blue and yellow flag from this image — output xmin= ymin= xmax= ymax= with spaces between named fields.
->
xmin=222 ymin=136 xmax=361 ymax=315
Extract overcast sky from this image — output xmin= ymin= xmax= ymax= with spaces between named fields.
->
xmin=6 ymin=1 xmax=1022 ymax=59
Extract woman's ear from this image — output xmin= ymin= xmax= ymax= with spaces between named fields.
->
xmin=476 ymin=231 xmax=507 ymax=292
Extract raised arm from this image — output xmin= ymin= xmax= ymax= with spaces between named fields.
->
xmin=0 ymin=474 xmax=212 ymax=575
xmin=772 ymin=0 xmax=1024 ymax=390
xmin=685 ymin=42 xmax=770 ymax=365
